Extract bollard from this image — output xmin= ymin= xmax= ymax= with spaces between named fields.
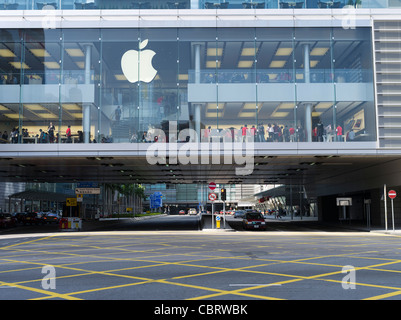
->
xmin=216 ymin=215 xmax=221 ymax=229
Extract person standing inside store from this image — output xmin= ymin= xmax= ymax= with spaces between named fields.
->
xmin=47 ymin=122 xmax=55 ymax=143
xmin=66 ymin=125 xmax=72 ymax=143
xmin=317 ymin=120 xmax=324 ymax=142
xmin=115 ymin=105 xmax=122 ymax=121
xmin=336 ymin=124 xmax=343 ymax=141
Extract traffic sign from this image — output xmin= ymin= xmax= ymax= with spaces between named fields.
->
xmin=75 ymin=188 xmax=100 ymax=194
xmin=388 ymin=190 xmax=397 ymax=199
xmin=208 ymin=193 xmax=217 ymax=201
xmin=66 ymin=198 xmax=77 ymax=207
xmin=208 ymin=182 xmax=216 ymax=191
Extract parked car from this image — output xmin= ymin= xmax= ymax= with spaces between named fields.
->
xmin=242 ymin=211 xmax=266 ymax=230
xmin=0 ymin=213 xmax=16 ymax=228
xmin=179 ymin=210 xmax=186 ymax=215
xmin=14 ymin=212 xmax=28 ymax=223
xmin=188 ymin=208 xmax=197 ymax=215
xmin=234 ymin=210 xmax=245 ymax=218
xmin=22 ymin=212 xmax=45 ymax=225
xmin=43 ymin=212 xmax=59 ymax=224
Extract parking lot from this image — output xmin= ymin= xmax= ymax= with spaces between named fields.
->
xmin=0 ymin=226 xmax=400 ymax=302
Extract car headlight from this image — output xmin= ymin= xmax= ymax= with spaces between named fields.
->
xmin=261 ymin=222 xmax=265 ymax=225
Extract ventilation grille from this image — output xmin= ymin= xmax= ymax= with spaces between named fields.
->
xmin=374 ymin=21 xmax=401 ymax=148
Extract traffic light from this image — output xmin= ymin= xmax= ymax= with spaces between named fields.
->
xmin=220 ymin=188 xmax=226 ymax=201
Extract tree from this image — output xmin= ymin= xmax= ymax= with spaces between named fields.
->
xmin=103 ymin=183 xmax=146 ymax=216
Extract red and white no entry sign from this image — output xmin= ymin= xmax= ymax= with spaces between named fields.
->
xmin=208 ymin=182 xmax=216 ymax=191
xmin=388 ymin=190 xmax=397 ymax=199
xmin=208 ymin=193 xmax=217 ymax=201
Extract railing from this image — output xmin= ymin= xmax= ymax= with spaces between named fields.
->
xmin=188 ymin=69 xmax=372 ymax=84
xmin=0 ymin=0 xmax=389 ymax=10
xmin=0 ymin=70 xmax=94 ymax=85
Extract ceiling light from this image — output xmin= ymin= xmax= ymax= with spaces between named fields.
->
xmin=207 ymin=48 xmax=223 ymax=56
xmin=310 ymin=48 xmax=329 ymax=56
xmin=241 ymin=48 xmax=256 ymax=56
xmin=30 ymin=49 xmax=50 ymax=57
xmin=278 ymin=103 xmax=295 ymax=109
xmin=178 ymin=74 xmax=188 ymax=80
xmin=269 ymin=60 xmax=286 ymax=68
xmin=75 ymin=61 xmax=85 ymax=69
xmin=24 ymin=104 xmax=46 ymax=111
xmin=206 ymin=110 xmax=223 ymax=117
xmin=0 ymin=105 xmax=9 ymax=111
xmin=115 ymin=74 xmax=127 ymax=81
xmin=0 ymin=49 xmax=16 ymax=57
xmin=310 ymin=60 xmax=319 ymax=68
xmin=276 ymin=48 xmax=293 ymax=56
xmin=9 ymin=62 xmax=29 ymax=69
xmin=207 ymin=103 xmax=224 ymax=110
xmin=238 ymin=111 xmax=257 ymax=118
xmin=206 ymin=61 xmax=220 ymax=68
xmin=65 ymin=48 xmax=84 ymax=57
xmin=63 ymin=104 xmax=81 ymax=111
xmin=3 ymin=113 xmax=21 ymax=119
xmin=238 ymin=60 xmax=253 ymax=68
xmin=271 ymin=111 xmax=289 ymax=118
xmin=43 ymin=61 xmax=60 ymax=69
xmin=36 ymin=113 xmax=58 ymax=119
xmin=315 ymin=102 xmax=332 ymax=109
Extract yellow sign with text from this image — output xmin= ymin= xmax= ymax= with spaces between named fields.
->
xmin=66 ymin=198 xmax=77 ymax=207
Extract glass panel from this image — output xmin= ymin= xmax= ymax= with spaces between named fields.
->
xmin=255 ymin=28 xmax=295 ymax=142
xmin=21 ymin=29 xmax=62 ymax=144
xmin=62 ymin=29 xmax=100 ymax=143
xmin=101 ymin=29 xmax=140 ymax=143
xmin=181 ymin=28 xmax=217 ymax=143
xmin=0 ymin=29 xmax=23 ymax=143
xmin=294 ymin=28 xmax=333 ymax=142
xmin=332 ymin=27 xmax=375 ymax=142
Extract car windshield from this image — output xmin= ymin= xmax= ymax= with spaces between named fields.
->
xmin=246 ymin=212 xmax=263 ymax=219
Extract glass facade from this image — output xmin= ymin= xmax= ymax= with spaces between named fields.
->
xmin=0 ymin=0 xmax=393 ymax=10
xmin=0 ymin=27 xmax=375 ymax=144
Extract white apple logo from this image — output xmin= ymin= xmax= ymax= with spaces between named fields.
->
xmin=121 ymin=39 xmax=157 ymax=83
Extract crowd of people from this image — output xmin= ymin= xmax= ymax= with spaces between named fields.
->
xmin=0 ymin=119 xmax=354 ymax=145
xmin=0 ymin=122 xmax=85 ymax=144
xmin=202 ymin=122 xmax=349 ymax=143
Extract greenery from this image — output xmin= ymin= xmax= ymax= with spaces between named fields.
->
xmin=103 ymin=183 xmax=147 ymax=215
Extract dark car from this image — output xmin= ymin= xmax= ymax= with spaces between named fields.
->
xmin=22 ymin=212 xmax=45 ymax=225
xmin=14 ymin=212 xmax=28 ymax=223
xmin=43 ymin=213 xmax=59 ymax=224
xmin=0 ymin=213 xmax=16 ymax=228
xmin=242 ymin=211 xmax=266 ymax=230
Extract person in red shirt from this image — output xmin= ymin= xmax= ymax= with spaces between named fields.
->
xmin=66 ymin=125 xmax=72 ymax=143
xmin=241 ymin=125 xmax=248 ymax=142
xmin=336 ymin=125 xmax=342 ymax=141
